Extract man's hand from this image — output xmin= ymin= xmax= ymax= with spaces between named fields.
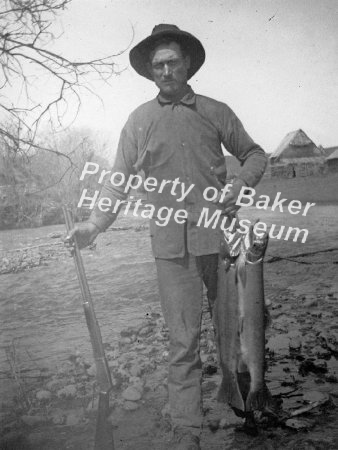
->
xmin=213 ymin=178 xmax=247 ymax=216
xmin=64 ymin=222 xmax=101 ymax=250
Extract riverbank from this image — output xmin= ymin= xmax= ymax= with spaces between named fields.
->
xmin=1 ymin=206 xmax=338 ymax=449
xmin=1 ymin=279 xmax=338 ymax=449
xmin=256 ymin=172 xmax=338 ymax=205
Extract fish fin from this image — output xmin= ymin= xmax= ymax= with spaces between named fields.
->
xmin=236 ymin=251 xmax=247 ymax=286
xmin=218 ymin=370 xmax=245 ymax=411
xmin=231 ymin=407 xmax=247 ymax=419
xmin=245 ymin=384 xmax=270 ymax=411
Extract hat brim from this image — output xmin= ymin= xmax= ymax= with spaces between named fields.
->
xmin=129 ymin=29 xmax=205 ymax=80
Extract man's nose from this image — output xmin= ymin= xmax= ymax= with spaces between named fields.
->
xmin=163 ymin=64 xmax=172 ymax=76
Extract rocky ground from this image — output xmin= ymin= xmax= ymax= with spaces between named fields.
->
xmin=0 ymin=225 xmax=147 ymax=275
xmin=1 ymin=215 xmax=338 ymax=449
xmin=1 ymin=276 xmax=338 ymax=449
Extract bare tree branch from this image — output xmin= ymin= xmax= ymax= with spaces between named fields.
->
xmin=0 ymin=0 xmax=133 ymax=161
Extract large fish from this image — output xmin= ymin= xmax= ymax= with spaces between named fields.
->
xmin=212 ymin=225 xmax=270 ymax=434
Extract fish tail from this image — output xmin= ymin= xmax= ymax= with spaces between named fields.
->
xmin=217 ymin=369 xmax=245 ymax=411
xmin=245 ymin=384 xmax=270 ymax=411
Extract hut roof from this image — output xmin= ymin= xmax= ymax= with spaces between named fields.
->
xmin=270 ymin=129 xmax=322 ymax=161
xmin=326 ymin=149 xmax=338 ymax=161
xmin=324 ymin=146 xmax=338 ymax=158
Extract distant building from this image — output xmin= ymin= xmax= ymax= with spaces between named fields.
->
xmin=326 ymin=149 xmax=338 ymax=173
xmin=270 ymin=129 xmax=327 ymax=178
xmin=323 ymin=146 xmax=338 ymax=158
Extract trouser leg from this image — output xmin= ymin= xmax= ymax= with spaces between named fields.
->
xmin=156 ymin=254 xmax=204 ymax=432
xmin=155 ymin=253 xmax=219 ymax=433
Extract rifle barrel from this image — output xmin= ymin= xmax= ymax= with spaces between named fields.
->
xmin=63 ymin=207 xmax=115 ymax=450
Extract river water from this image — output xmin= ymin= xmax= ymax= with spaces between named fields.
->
xmin=0 ymin=204 xmax=337 ymax=401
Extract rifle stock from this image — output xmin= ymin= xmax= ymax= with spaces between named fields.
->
xmin=63 ymin=207 xmax=115 ymax=450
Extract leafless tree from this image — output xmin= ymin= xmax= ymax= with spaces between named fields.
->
xmin=0 ymin=126 xmax=109 ymax=227
xmin=0 ymin=0 xmax=132 ymax=161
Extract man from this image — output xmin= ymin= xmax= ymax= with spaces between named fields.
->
xmin=69 ymin=24 xmax=267 ymax=450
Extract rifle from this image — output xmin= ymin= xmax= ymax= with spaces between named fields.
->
xmin=63 ymin=207 xmax=115 ymax=450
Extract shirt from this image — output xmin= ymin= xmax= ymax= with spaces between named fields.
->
xmin=89 ymin=87 xmax=267 ymax=258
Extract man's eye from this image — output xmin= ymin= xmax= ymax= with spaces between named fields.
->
xmin=152 ymin=64 xmax=163 ymax=71
xmin=152 ymin=60 xmax=180 ymax=71
xmin=168 ymin=60 xmax=179 ymax=68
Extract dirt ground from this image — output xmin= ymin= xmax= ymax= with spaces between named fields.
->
xmin=1 ymin=204 xmax=338 ymax=450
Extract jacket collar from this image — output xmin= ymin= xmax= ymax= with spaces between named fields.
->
xmin=157 ymin=86 xmax=196 ymax=106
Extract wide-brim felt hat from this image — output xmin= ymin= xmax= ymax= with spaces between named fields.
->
xmin=129 ymin=24 xmax=205 ymax=80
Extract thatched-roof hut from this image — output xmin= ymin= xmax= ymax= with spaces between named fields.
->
xmin=323 ymin=146 xmax=338 ymax=158
xmin=270 ymin=129 xmax=327 ymax=178
xmin=326 ymin=149 xmax=338 ymax=173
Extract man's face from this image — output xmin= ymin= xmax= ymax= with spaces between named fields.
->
xmin=148 ymin=42 xmax=190 ymax=99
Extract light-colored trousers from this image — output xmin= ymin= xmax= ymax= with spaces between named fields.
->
xmin=155 ymin=253 xmax=219 ymax=433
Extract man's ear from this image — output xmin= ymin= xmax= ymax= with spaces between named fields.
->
xmin=185 ymin=55 xmax=191 ymax=69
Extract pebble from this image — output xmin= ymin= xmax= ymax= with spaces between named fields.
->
xmin=129 ymin=376 xmax=144 ymax=388
xmin=302 ymin=390 xmax=329 ymax=403
xmin=123 ymin=401 xmax=139 ymax=411
xmin=87 ymin=364 xmax=96 ymax=377
xmin=122 ymin=386 xmax=142 ymax=402
xmin=48 ymin=232 xmax=63 ymax=238
xmin=285 ymin=418 xmax=315 ymax=431
xmin=303 ymin=298 xmax=318 ymax=308
xmin=154 ymin=385 xmax=168 ymax=397
xmin=129 ymin=363 xmax=143 ymax=377
xmin=49 ymin=409 xmax=64 ymax=425
xmin=45 ymin=379 xmax=62 ymax=392
xmin=65 ymin=409 xmax=84 ymax=426
xmin=36 ymin=390 xmax=52 ymax=401
xmin=120 ymin=336 xmax=133 ymax=345
xmin=289 ymin=336 xmax=302 ymax=351
xmin=121 ymin=327 xmax=137 ymax=338
xmin=219 ymin=417 xmax=228 ymax=429
xmin=138 ymin=325 xmax=154 ymax=337
xmin=267 ymin=334 xmax=290 ymax=353
xmin=311 ymin=345 xmax=331 ymax=358
xmin=57 ymin=384 xmax=77 ymax=398
xmin=325 ymin=374 xmax=338 ymax=383
xmin=200 ymin=352 xmax=209 ymax=364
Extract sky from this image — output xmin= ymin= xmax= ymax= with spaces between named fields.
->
xmin=9 ymin=0 xmax=338 ymax=161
